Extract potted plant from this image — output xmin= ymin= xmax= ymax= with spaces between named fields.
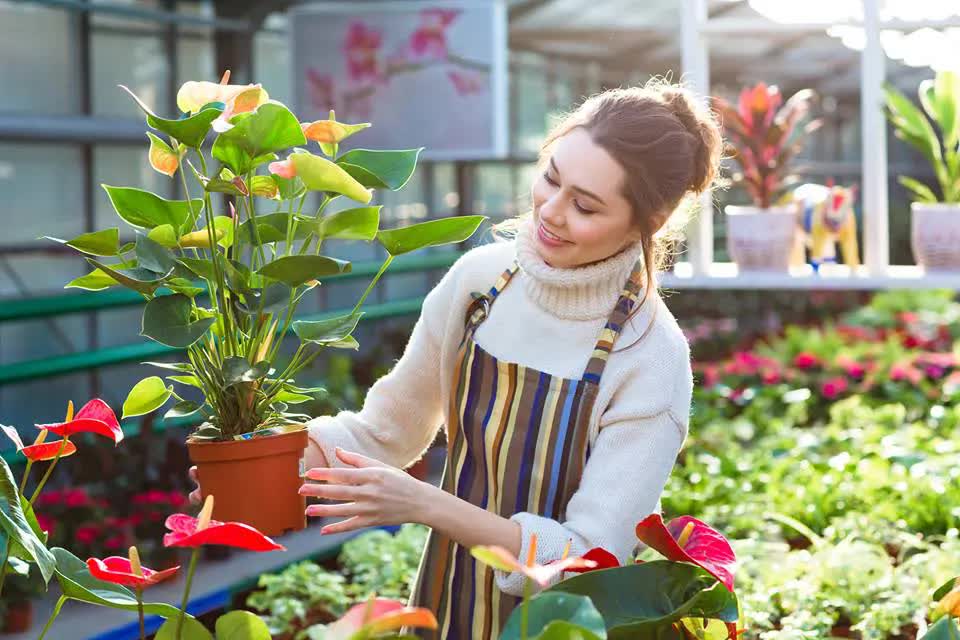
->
xmin=0 ymin=564 xmax=44 ymax=633
xmin=50 ymin=72 xmax=483 ymax=535
xmin=884 ymin=70 xmax=960 ymax=271
xmin=713 ymin=82 xmax=820 ymax=272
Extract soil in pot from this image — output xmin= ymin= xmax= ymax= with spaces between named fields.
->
xmin=188 ymin=428 xmax=308 ymax=537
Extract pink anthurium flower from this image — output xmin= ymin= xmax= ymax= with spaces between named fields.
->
xmin=471 ymin=535 xmax=597 ymax=587
xmin=635 ymin=514 xmax=736 ymax=592
xmin=268 ymin=157 xmax=297 ymax=179
xmin=325 ymin=596 xmax=438 ymax=640
xmin=176 ymin=70 xmax=269 ymax=132
xmin=86 ymin=554 xmax=179 ymax=589
xmin=36 ymin=398 xmax=123 ymax=444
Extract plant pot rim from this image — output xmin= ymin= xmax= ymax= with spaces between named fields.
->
xmin=187 ymin=426 xmax=309 ymax=463
xmin=724 ymin=204 xmax=796 ymax=215
xmin=911 ymin=201 xmax=960 ymax=210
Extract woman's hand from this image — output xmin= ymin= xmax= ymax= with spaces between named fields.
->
xmin=299 ymin=447 xmax=437 ymax=535
xmin=188 ymin=466 xmax=201 ymax=505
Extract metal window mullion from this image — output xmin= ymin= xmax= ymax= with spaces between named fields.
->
xmin=861 ymin=0 xmax=889 ymax=274
xmin=681 ymin=0 xmax=713 ymax=274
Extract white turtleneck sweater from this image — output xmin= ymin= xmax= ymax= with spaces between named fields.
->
xmin=306 ymin=221 xmax=693 ymax=595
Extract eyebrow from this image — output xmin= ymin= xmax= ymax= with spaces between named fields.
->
xmin=549 ymin=157 xmax=607 ymax=206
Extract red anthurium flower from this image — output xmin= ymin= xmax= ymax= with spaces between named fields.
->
xmin=471 ymin=535 xmax=597 ymax=587
xmin=86 ymin=556 xmax=179 ymax=589
xmin=325 ymin=596 xmax=438 ymax=640
xmin=558 ymin=547 xmax=621 ymax=575
xmin=22 ymin=440 xmax=78 ymax=461
xmin=36 ymin=398 xmax=122 ymax=444
xmin=635 ymin=514 xmax=736 ymax=592
xmin=162 ymin=514 xmax=285 ymax=552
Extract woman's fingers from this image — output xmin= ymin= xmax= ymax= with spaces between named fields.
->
xmin=299 ymin=482 xmax=360 ymax=501
xmin=335 ymin=447 xmax=386 ymax=469
xmin=320 ymin=516 xmax=370 ymax=535
xmin=188 ymin=466 xmax=201 ymax=505
xmin=304 ymin=466 xmax=365 ymax=484
xmin=306 ymin=502 xmax=361 ymax=518
xmin=189 ymin=487 xmax=202 ymax=505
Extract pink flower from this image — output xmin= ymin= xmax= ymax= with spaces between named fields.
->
xmin=447 ymin=70 xmax=485 ymax=96
xmin=408 ymin=8 xmax=461 ymax=61
xmin=306 ymin=69 xmax=336 ymax=112
xmin=821 ymin=377 xmax=849 ymax=399
xmin=36 ymin=514 xmax=55 ymax=538
xmin=75 ymin=525 xmax=101 ymax=546
xmin=343 ymin=21 xmax=382 ymax=83
xmin=761 ymin=370 xmax=781 ymax=385
xmin=36 ymin=491 xmax=63 ymax=507
xmin=793 ymin=352 xmax=820 ymax=370
xmin=64 ymin=488 xmax=90 ymax=508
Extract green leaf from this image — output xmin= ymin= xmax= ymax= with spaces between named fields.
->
xmin=293 ymin=312 xmax=362 ymax=345
xmin=168 ymin=375 xmax=203 ymax=388
xmin=337 ymin=148 xmax=423 ymax=190
xmin=257 ymin=255 xmax=351 ymax=287
xmin=156 ymin=615 xmax=214 ymax=640
xmin=165 ymin=400 xmax=202 ymax=420
xmin=212 ymin=102 xmax=306 ymax=175
xmin=920 ymin=616 xmax=960 ymax=640
xmin=548 ymin=561 xmax=739 ymax=640
xmin=136 ymin=232 xmax=177 ymax=274
xmin=933 ymin=577 xmax=960 ymax=602
xmin=85 ymin=257 xmax=171 ymax=295
xmin=45 ymin=228 xmax=120 ymax=256
xmin=148 ymin=224 xmax=180 ymax=248
xmin=121 ymin=85 xmax=223 ymax=148
xmin=190 ymin=424 xmax=222 ymax=441
xmin=377 ymin=216 xmax=485 ymax=256
xmin=274 ymin=390 xmax=313 ymax=404
xmin=290 ymin=152 xmax=372 ymax=203
xmin=166 ymin=278 xmax=205 ymax=298
xmin=899 ymin=176 xmax=939 ymax=203
xmin=65 ymin=268 xmax=119 ymax=291
xmin=931 ymin=71 xmax=960 ymax=149
xmin=51 ymin=547 xmax=185 ymax=618
xmin=501 ymin=592 xmax=607 ymax=640
xmin=329 ymin=335 xmax=360 ymax=350
xmin=222 ymin=258 xmax=253 ymax=295
xmin=215 ymin=610 xmax=272 ymax=640
xmin=319 ymin=206 xmax=381 ymax=241
xmin=0 ymin=458 xmax=56 ymax=583
xmin=144 ymin=361 xmax=194 ymax=373
xmin=251 ymin=175 xmax=280 ymax=200
xmin=122 ymin=376 xmax=174 ymax=419
xmin=102 ymin=185 xmax=201 ymax=234
xmin=237 ymin=282 xmax=292 ymax=315
xmin=222 ymin=357 xmax=271 ymax=385
xmin=142 ymin=294 xmax=215 ymax=347
xmin=178 ymin=257 xmax=216 ymax=282
xmin=238 ymin=212 xmax=311 ymax=245
xmin=274 ymin=174 xmax=306 ymax=200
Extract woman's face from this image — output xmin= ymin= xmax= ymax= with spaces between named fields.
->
xmin=531 ymin=128 xmax=640 ymax=268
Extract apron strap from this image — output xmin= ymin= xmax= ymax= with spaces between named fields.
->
xmin=582 ymin=259 xmax=647 ymax=384
xmin=462 ymin=260 xmax=521 ymax=338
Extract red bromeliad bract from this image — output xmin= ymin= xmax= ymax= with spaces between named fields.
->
xmin=162 ymin=513 xmax=285 ymax=552
xmin=86 ymin=557 xmax=179 ymax=589
xmin=635 ymin=514 xmax=736 ymax=592
xmin=36 ymin=399 xmax=123 ymax=444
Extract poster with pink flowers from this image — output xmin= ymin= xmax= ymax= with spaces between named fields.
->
xmin=290 ymin=0 xmax=508 ymax=160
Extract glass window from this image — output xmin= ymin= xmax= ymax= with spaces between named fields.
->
xmin=254 ymin=15 xmax=292 ymax=106
xmin=0 ymin=4 xmax=81 ymax=114
xmin=0 ymin=143 xmax=85 ymax=247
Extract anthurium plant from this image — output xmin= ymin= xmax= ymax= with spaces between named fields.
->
xmin=53 ymin=71 xmax=483 ymax=441
xmin=884 ymin=70 xmax=960 ymax=204
xmin=712 ymin=82 xmax=820 ymax=209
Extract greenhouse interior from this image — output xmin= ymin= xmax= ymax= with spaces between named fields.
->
xmin=2 ymin=0 xmax=960 ymax=638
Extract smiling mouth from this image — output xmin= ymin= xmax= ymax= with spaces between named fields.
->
xmin=539 ymin=223 xmax=568 ymax=243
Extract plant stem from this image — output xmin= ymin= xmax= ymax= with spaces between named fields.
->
xmin=176 ymin=548 xmax=201 ymax=640
xmin=29 ymin=439 xmax=70 ymax=505
xmin=37 ymin=595 xmax=67 ymax=640
xmin=17 ymin=460 xmax=33 ymax=494
xmin=521 ymin=578 xmax=531 ymax=640
xmin=0 ymin=545 xmax=11 ymax=597
xmin=137 ymin=588 xmax=145 ymax=640
xmin=351 ymin=255 xmax=394 ymax=317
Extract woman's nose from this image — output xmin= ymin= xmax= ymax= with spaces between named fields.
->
xmin=539 ymin=195 xmax=564 ymax=226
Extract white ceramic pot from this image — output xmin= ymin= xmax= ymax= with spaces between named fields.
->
xmin=725 ymin=204 xmax=798 ymax=272
xmin=912 ymin=202 xmax=960 ymax=271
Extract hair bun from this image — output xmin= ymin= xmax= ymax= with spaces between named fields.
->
xmin=660 ymin=88 xmax=722 ymax=194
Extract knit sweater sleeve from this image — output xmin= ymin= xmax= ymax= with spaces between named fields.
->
xmin=305 ymin=254 xmax=468 ymax=470
xmin=493 ymin=339 xmax=693 ymax=596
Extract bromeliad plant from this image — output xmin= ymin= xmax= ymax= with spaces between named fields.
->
xmin=883 ymin=70 xmax=960 ymax=204
xmin=54 ymin=71 xmax=483 ymax=441
xmin=712 ymin=83 xmax=820 ymax=209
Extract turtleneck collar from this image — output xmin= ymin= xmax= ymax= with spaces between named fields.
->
xmin=514 ymin=219 xmax=647 ymax=321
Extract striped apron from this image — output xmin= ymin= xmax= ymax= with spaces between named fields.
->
xmin=409 ymin=258 xmax=645 ymax=640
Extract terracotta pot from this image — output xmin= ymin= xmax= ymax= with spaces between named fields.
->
xmin=725 ymin=204 xmax=799 ymax=272
xmin=188 ymin=428 xmax=308 ymax=536
xmin=2 ymin=600 xmax=33 ymax=633
xmin=911 ymin=202 xmax=960 ymax=270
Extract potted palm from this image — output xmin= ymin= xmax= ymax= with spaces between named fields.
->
xmin=884 ymin=70 xmax=960 ymax=271
xmin=713 ymin=82 xmax=820 ymax=272
xmin=52 ymin=72 xmax=483 ymax=535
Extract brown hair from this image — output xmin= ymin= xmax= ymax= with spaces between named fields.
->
xmin=499 ymin=78 xmax=723 ymax=346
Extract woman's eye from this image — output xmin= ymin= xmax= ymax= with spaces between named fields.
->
xmin=543 ymin=172 xmax=558 ymax=186
xmin=574 ymin=201 xmax=596 ymax=214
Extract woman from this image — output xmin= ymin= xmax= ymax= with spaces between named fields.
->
xmin=193 ymin=80 xmax=723 ymax=639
